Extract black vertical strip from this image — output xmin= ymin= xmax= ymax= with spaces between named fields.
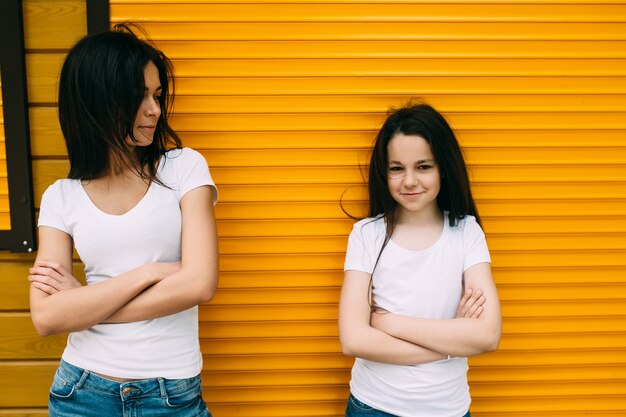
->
xmin=0 ymin=0 xmax=36 ymax=252
xmin=87 ymin=0 xmax=110 ymax=35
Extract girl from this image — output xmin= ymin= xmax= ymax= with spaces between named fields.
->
xmin=28 ymin=25 xmax=218 ymax=416
xmin=339 ymin=103 xmax=501 ymax=417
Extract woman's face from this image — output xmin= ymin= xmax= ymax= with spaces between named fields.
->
xmin=128 ymin=61 xmax=162 ymax=147
xmin=386 ymin=133 xmax=441 ymax=219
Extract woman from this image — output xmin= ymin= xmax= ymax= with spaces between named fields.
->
xmin=339 ymin=103 xmax=501 ymax=416
xmin=29 ymin=25 xmax=218 ymax=416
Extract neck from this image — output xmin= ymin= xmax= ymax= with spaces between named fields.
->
xmin=396 ymin=205 xmax=444 ymax=227
xmin=106 ymin=149 xmax=141 ymax=178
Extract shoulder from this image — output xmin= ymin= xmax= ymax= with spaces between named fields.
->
xmin=451 ymin=215 xmax=489 ymax=253
xmin=165 ymin=148 xmax=204 ymax=159
xmin=351 ymin=216 xmax=384 ymax=234
xmin=348 ymin=216 xmax=386 ymax=247
xmin=458 ymin=214 xmax=479 ymax=227
xmin=460 ymin=215 xmax=484 ymax=234
xmin=164 ymin=147 xmax=205 ymax=163
xmin=447 ymin=213 xmax=482 ymax=232
xmin=161 ymin=147 xmax=217 ymax=203
xmin=446 ymin=213 xmax=485 ymax=241
xmin=159 ymin=147 xmax=209 ymax=179
xmin=163 ymin=147 xmax=210 ymax=176
xmin=41 ymin=179 xmax=81 ymax=202
xmin=38 ymin=179 xmax=81 ymax=231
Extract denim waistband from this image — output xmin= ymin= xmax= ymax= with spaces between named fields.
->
xmin=56 ymin=359 xmax=200 ymax=399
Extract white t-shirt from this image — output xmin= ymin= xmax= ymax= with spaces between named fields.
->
xmin=38 ymin=148 xmax=217 ymax=379
xmin=344 ymin=213 xmax=491 ymax=417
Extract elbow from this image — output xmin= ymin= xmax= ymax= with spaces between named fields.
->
xmin=179 ymin=263 xmax=218 ymax=304
xmin=480 ymin=327 xmax=502 ymax=353
xmin=337 ymin=320 xmax=372 ymax=358
xmin=30 ymin=301 xmax=76 ymax=337
xmin=197 ymin=288 xmax=215 ymax=304
xmin=33 ymin=323 xmax=53 ymax=338
xmin=489 ymin=321 xmax=503 ymax=352
xmin=341 ymin=342 xmax=357 ymax=358
xmin=339 ymin=332 xmax=361 ymax=358
xmin=487 ymin=331 xmax=502 ymax=353
xmin=480 ymin=338 xmax=500 ymax=354
xmin=340 ymin=338 xmax=353 ymax=357
xmin=30 ymin=312 xmax=59 ymax=337
xmin=196 ymin=271 xmax=218 ymax=303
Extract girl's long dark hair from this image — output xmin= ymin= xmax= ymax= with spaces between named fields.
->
xmin=362 ymin=102 xmax=482 ymax=273
xmin=58 ymin=23 xmax=181 ymax=182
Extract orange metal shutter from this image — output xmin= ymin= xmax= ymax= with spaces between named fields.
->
xmin=108 ymin=2 xmax=626 ymax=416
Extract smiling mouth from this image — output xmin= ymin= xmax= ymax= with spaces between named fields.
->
xmin=136 ymin=126 xmax=156 ymax=140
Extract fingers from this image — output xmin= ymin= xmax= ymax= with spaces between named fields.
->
xmin=28 ymin=264 xmax=81 ymax=292
xmin=456 ymin=289 xmax=473 ymax=316
xmin=30 ymin=280 xmax=58 ymax=295
xmin=29 ymin=271 xmax=63 ymax=291
xmin=464 ymin=296 xmax=485 ymax=318
xmin=29 ymin=266 xmax=64 ymax=284
xmin=470 ymin=305 xmax=484 ymax=318
xmin=35 ymin=260 xmax=70 ymax=276
xmin=457 ymin=288 xmax=486 ymax=319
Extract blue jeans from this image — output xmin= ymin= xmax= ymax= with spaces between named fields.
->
xmin=49 ymin=360 xmax=212 ymax=417
xmin=346 ymin=394 xmax=471 ymax=417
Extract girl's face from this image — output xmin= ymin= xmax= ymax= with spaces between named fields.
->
xmin=128 ymin=60 xmax=162 ymax=147
xmin=386 ymin=133 xmax=441 ymax=218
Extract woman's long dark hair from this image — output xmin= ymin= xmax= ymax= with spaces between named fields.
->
xmin=361 ymin=102 xmax=482 ymax=274
xmin=58 ymin=23 xmax=181 ymax=182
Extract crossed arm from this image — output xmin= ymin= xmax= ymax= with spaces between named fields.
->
xmin=338 ymin=263 xmax=501 ymax=366
xmin=29 ymin=186 xmax=218 ymax=337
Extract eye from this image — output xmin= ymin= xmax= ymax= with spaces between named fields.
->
xmin=389 ymin=166 xmax=403 ymax=172
xmin=418 ymin=164 xmax=433 ymax=170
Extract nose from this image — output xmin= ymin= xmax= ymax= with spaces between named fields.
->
xmin=404 ymin=170 xmax=419 ymax=187
xmin=145 ymin=97 xmax=161 ymax=118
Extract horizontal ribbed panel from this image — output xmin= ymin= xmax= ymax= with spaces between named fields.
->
xmin=109 ymin=1 xmax=626 ymax=414
xmin=2 ymin=0 xmax=623 ymax=415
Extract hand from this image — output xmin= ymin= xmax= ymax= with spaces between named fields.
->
xmin=456 ymin=288 xmax=485 ymax=319
xmin=29 ymin=261 xmax=82 ymax=295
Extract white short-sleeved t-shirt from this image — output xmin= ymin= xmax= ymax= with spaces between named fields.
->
xmin=344 ymin=213 xmax=491 ymax=417
xmin=38 ymin=148 xmax=217 ymax=379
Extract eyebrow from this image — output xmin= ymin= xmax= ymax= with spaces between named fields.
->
xmin=389 ymin=158 xmax=435 ymax=164
xmin=144 ymin=86 xmax=162 ymax=91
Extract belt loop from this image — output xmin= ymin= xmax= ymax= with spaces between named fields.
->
xmin=76 ymin=369 xmax=90 ymax=389
xmin=158 ymin=377 xmax=167 ymax=398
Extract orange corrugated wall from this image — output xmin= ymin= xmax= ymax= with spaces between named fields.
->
xmin=106 ymin=1 xmax=626 ymax=416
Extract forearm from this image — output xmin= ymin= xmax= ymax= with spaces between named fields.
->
xmin=104 ymin=266 xmax=217 ymax=323
xmin=378 ymin=314 xmax=501 ymax=357
xmin=338 ymin=269 xmax=446 ymax=365
xmin=376 ymin=263 xmax=502 ymax=357
xmin=30 ymin=265 xmax=159 ymax=336
xmin=341 ymin=324 xmax=447 ymax=365
xmin=106 ymin=186 xmax=218 ymax=323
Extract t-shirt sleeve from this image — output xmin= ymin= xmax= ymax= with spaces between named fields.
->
xmin=344 ymin=221 xmax=375 ymax=274
xmin=463 ymin=216 xmax=491 ymax=271
xmin=176 ymin=148 xmax=218 ymax=205
xmin=38 ymin=181 xmax=70 ymax=234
